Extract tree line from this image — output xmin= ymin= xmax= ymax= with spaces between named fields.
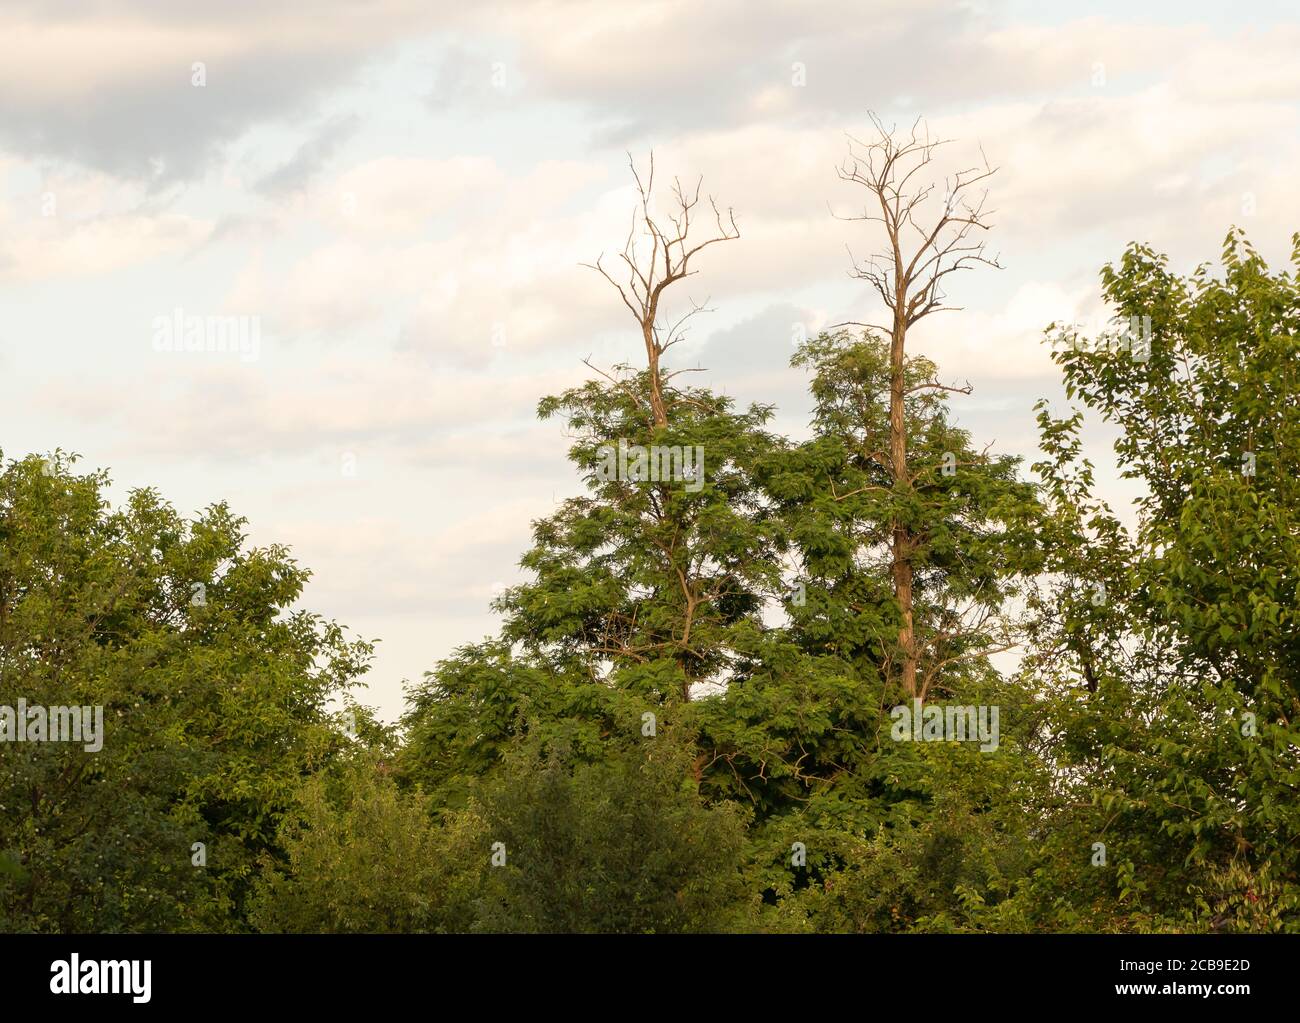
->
xmin=3 ymin=118 xmax=1298 ymax=933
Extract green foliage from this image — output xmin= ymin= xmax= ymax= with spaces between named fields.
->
xmin=0 ymin=451 xmax=372 ymax=932
xmin=782 ymin=331 xmax=1044 ymax=691
xmin=399 ymin=371 xmax=789 ymax=800
xmin=473 ymin=731 xmax=752 ymax=933
xmin=1019 ymin=229 xmax=1300 ymax=932
xmin=520 ymin=373 xmax=788 ymax=696
xmin=249 ymin=756 xmax=483 ymax=933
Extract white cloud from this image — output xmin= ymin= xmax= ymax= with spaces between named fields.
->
xmin=0 ymin=164 xmax=212 ymax=281
xmin=36 ymin=355 xmax=586 ymax=463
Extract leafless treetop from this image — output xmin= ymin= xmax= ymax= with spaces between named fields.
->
xmin=582 ymin=152 xmax=740 ymax=425
xmin=835 ymin=112 xmax=1001 ymax=336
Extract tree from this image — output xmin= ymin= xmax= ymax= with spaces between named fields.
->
xmin=692 ymin=331 xmax=1045 ymax=929
xmin=473 ymin=730 xmax=752 ymax=933
xmin=1020 ymin=230 xmax=1300 ymax=931
xmin=249 ymin=754 xmax=483 ymax=934
xmin=784 ymin=331 xmax=1041 ymax=701
xmin=400 ymin=377 xmax=789 ymax=806
xmin=835 ymin=114 xmax=1001 ymax=697
xmin=0 ymin=451 xmax=372 ymax=932
xmin=402 ymin=156 xmax=767 ymax=826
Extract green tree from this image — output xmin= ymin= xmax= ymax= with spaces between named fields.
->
xmin=473 ymin=730 xmax=752 ymax=933
xmin=693 ymin=331 xmax=1046 ymax=929
xmin=400 ymin=374 xmax=789 ymax=802
xmin=783 ymin=331 xmax=1042 ymax=699
xmin=0 ymin=451 xmax=372 ymax=932
xmin=1019 ymin=230 xmax=1300 ymax=931
xmin=249 ymin=754 xmax=483 ymax=934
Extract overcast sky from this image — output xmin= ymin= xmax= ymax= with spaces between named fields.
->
xmin=3 ymin=0 xmax=1298 ymax=719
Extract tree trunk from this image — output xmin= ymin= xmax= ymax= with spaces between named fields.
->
xmin=890 ymin=311 xmax=918 ymax=698
xmin=644 ymin=322 xmax=668 ymax=428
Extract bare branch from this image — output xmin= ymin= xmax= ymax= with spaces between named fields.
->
xmin=583 ymin=151 xmax=740 ymax=427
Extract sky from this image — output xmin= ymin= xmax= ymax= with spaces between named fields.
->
xmin=2 ymin=0 xmax=1298 ymax=720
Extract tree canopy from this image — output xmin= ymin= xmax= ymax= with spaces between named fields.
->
xmin=5 ymin=194 xmax=1297 ymax=933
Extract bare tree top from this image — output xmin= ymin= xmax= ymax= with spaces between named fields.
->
xmin=582 ymin=151 xmax=740 ymax=359
xmin=835 ymin=112 xmax=1001 ymax=335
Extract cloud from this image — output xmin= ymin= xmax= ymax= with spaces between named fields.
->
xmin=324 ymin=155 xmax=507 ymax=236
xmin=224 ymin=156 xmax=618 ymax=355
xmin=905 ymin=278 xmax=1095 ymax=381
xmin=442 ymin=2 xmax=1202 ymax=138
xmin=0 ymin=165 xmax=212 ymax=282
xmin=424 ymin=44 xmax=518 ymax=111
xmin=0 ymin=1 xmax=449 ymax=182
xmin=266 ymin=500 xmax=554 ymax=619
xmin=35 ymin=354 xmax=587 ymax=464
xmin=253 ymin=114 xmax=361 ymax=197
xmin=226 ymin=241 xmax=408 ymax=337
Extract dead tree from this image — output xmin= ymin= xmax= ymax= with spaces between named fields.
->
xmin=583 ymin=153 xmax=739 ymax=428
xmin=835 ymin=113 xmax=1001 ymax=699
